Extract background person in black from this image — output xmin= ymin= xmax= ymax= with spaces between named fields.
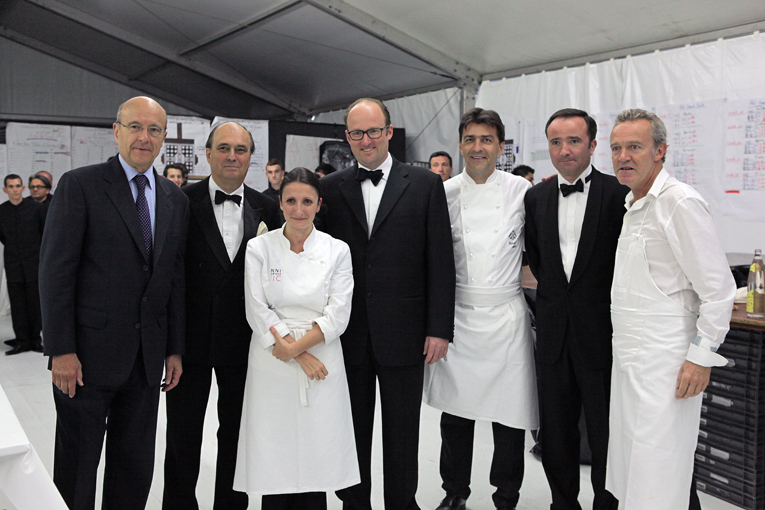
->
xmin=0 ymin=174 xmax=46 ymax=355
xmin=28 ymin=173 xmax=54 ymax=211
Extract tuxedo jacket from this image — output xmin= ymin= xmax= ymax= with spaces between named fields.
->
xmin=183 ymin=177 xmax=279 ymax=366
xmin=320 ymin=157 xmax=455 ymax=367
xmin=39 ymin=157 xmax=189 ymax=386
xmin=524 ymin=168 xmax=628 ymax=369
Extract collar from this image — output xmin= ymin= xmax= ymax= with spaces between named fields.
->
xmin=118 ymin=154 xmax=156 ymax=189
xmin=208 ymin=176 xmax=244 ymax=205
xmin=460 ymin=168 xmax=498 ymax=187
xmin=278 ymin=222 xmax=318 ymax=252
xmin=358 ymin=153 xmax=393 ymax=182
xmin=624 ymin=166 xmax=668 ymax=210
xmin=557 ymin=165 xmax=592 ymax=186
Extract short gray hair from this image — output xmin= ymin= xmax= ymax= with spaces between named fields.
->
xmin=614 ymin=108 xmax=667 ymax=162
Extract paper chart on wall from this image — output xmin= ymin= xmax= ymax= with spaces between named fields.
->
xmin=0 ymin=145 xmax=7 ymax=178
xmin=71 ymin=126 xmax=117 ymax=169
xmin=6 ymin=122 xmax=72 ymax=184
xmin=519 ymin=118 xmax=556 ymax=180
xmin=212 ymin=117 xmax=269 ymax=191
xmin=592 ymin=111 xmax=619 ymax=175
xmin=720 ymin=98 xmax=765 ymax=222
xmin=153 ymin=116 xmax=211 ymax=179
xmin=285 ymin=135 xmax=342 ymax=175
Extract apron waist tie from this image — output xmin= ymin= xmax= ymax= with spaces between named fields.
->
xmin=281 ymin=320 xmax=314 ymax=408
xmin=455 ymin=283 xmax=521 ymax=307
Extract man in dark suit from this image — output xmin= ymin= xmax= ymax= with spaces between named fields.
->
xmin=163 ymin=121 xmax=279 ymax=510
xmin=524 ymin=108 xmax=627 ymax=510
xmin=320 ymin=98 xmax=455 ymax=510
xmin=39 ymin=96 xmax=189 ymax=510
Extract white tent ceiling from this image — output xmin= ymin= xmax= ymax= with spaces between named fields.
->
xmin=1 ymin=0 xmax=764 ymax=120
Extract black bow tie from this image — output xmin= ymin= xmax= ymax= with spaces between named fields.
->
xmin=560 ymin=173 xmax=592 ymax=198
xmin=356 ymin=167 xmax=383 ymax=186
xmin=215 ymin=189 xmax=242 ymax=206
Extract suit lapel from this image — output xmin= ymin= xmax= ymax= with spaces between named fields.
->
xmin=371 ymin=161 xmax=408 ymax=237
xmin=569 ymin=169 xmax=602 ymax=286
xmin=338 ymin=165 xmax=369 ymax=236
xmin=103 ymin=159 xmax=150 ymax=263
xmin=543 ymin=176 xmax=568 ymax=284
xmin=230 ymin=191 xmax=260 ymax=269
xmin=191 ymin=178 xmax=231 ymax=270
xmin=152 ymin=171 xmax=174 ymax=266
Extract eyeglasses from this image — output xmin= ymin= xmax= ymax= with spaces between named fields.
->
xmin=347 ymin=125 xmax=389 ymax=141
xmin=29 ymin=185 xmax=49 ymax=190
xmin=116 ymin=122 xmax=166 ymax=138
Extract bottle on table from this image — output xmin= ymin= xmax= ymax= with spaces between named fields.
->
xmin=747 ymin=249 xmax=765 ymax=318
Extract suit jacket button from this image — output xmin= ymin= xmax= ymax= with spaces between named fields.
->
xmin=366 ymin=291 xmax=372 ymax=298
xmin=199 ymin=263 xmax=204 ymax=268
xmin=143 ymin=265 xmax=149 ymax=271
xmin=135 ymin=323 xmax=141 ymax=329
xmin=142 ymin=296 xmax=147 ymax=302
xmin=366 ymin=264 xmax=372 ymax=270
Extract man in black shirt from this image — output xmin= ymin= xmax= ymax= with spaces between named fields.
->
xmin=0 ymin=174 xmax=46 ymax=355
xmin=262 ymin=157 xmax=284 ymax=199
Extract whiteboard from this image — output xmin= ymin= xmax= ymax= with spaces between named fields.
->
xmin=0 ymin=145 xmax=7 ymax=178
xmin=71 ymin=126 xmax=117 ymax=169
xmin=212 ymin=117 xmax=269 ymax=191
xmin=153 ymin=116 xmax=211 ymax=179
xmin=6 ymin=122 xmax=72 ymax=186
xmin=285 ymin=135 xmax=343 ymax=173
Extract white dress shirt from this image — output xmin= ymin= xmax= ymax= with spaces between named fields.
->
xmin=621 ymin=167 xmax=736 ymax=365
xmin=208 ymin=177 xmax=245 ymax=261
xmin=557 ymin=165 xmax=592 ymax=281
xmin=359 ymin=153 xmax=393 ymax=236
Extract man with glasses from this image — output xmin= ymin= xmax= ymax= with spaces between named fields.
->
xmin=320 ymin=98 xmax=455 ymax=510
xmin=39 ymin=96 xmax=189 ymax=510
xmin=28 ymin=173 xmax=53 ymax=210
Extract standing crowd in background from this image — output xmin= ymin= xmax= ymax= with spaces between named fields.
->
xmin=0 ymin=94 xmax=737 ymax=510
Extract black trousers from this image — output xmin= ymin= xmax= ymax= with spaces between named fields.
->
xmin=7 ymin=280 xmax=41 ymax=346
xmin=53 ymin=349 xmax=159 ymax=510
xmin=163 ymin=362 xmax=248 ymax=510
xmin=439 ymin=412 xmax=526 ymax=508
xmin=336 ymin=343 xmax=424 ymax=510
xmin=536 ymin=330 xmax=618 ymax=510
xmin=262 ymin=492 xmax=327 ymax=510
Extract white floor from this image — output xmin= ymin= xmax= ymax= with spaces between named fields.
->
xmin=0 ymin=313 xmax=739 ymax=510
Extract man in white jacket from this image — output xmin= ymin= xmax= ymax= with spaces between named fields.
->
xmin=424 ymin=108 xmax=539 ymax=510
xmin=607 ymin=108 xmax=736 ymax=510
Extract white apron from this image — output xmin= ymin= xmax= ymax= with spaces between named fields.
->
xmin=423 ymin=171 xmax=538 ymax=429
xmin=606 ymin=191 xmax=704 ymax=509
xmin=234 ymin=234 xmax=359 ymax=495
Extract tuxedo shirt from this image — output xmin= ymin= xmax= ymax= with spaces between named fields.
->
xmin=558 ymin=166 xmax=592 ymax=281
xmin=360 ymin=153 xmax=393 ymax=235
xmin=208 ymin=178 xmax=244 ymax=261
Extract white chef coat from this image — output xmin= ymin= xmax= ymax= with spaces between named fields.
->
xmin=234 ymin=225 xmax=360 ymax=495
xmin=423 ymin=170 xmax=539 ymax=429
xmin=606 ymin=168 xmax=735 ymax=509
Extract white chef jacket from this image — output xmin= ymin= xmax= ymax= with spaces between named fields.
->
xmin=620 ymin=168 xmax=735 ymax=365
xmin=234 ymin=225 xmax=359 ymax=494
xmin=423 ymin=170 xmax=539 ymax=429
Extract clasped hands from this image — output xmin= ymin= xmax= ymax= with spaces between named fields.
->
xmin=270 ymin=326 xmax=328 ymax=380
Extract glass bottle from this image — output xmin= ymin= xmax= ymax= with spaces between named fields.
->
xmin=747 ymin=249 xmax=765 ymax=318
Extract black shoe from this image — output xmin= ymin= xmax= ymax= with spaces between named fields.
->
xmin=436 ymin=495 xmax=467 ymax=510
xmin=31 ymin=341 xmax=43 ymax=353
xmin=5 ymin=343 xmax=32 ymax=355
xmin=3 ymin=339 xmax=18 ymax=347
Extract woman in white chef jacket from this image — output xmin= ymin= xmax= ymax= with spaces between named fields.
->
xmin=233 ymin=167 xmax=359 ymax=510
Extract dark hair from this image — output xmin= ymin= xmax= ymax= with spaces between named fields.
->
xmin=29 ymin=174 xmax=52 ymax=188
xmin=344 ymin=98 xmax=391 ymax=128
xmin=4 ymin=174 xmax=22 ymax=187
xmin=280 ymin=167 xmax=322 ymax=200
xmin=458 ymin=108 xmax=505 ymax=142
xmin=267 ymin=158 xmax=284 ymax=169
xmin=205 ymin=122 xmax=255 ymax=153
xmin=315 ymin=163 xmax=336 ymax=176
xmin=545 ymin=108 xmax=597 ymax=144
xmin=511 ymin=165 xmax=535 ymax=178
xmin=163 ymin=163 xmax=188 ymax=178
xmin=429 ymin=151 xmax=452 ymax=168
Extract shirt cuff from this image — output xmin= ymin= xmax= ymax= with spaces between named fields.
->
xmin=258 ymin=322 xmax=291 ymax=350
xmin=314 ymin=317 xmax=338 ymax=345
xmin=686 ymin=342 xmax=728 ymax=368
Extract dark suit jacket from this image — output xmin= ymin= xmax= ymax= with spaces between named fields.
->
xmin=320 ymin=157 xmax=455 ymax=367
xmin=0 ymin=198 xmax=45 ymax=283
xmin=39 ymin=157 xmax=189 ymax=386
xmin=183 ymin=177 xmax=279 ymax=366
xmin=524 ymin=168 xmax=628 ymax=369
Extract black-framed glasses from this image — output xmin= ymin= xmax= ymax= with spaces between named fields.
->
xmin=29 ymin=185 xmax=49 ymax=190
xmin=347 ymin=125 xmax=389 ymax=141
xmin=116 ymin=122 xmax=165 ymax=138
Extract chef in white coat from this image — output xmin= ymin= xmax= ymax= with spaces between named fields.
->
xmin=234 ymin=167 xmax=359 ymax=510
xmin=424 ymin=108 xmax=539 ymax=510
xmin=606 ymin=109 xmax=735 ymax=510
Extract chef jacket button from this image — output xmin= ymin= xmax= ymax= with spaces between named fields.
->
xmin=366 ymin=291 xmax=372 ymax=298
xmin=464 ymin=205 xmax=468 ymax=209
xmin=135 ymin=323 xmax=141 ymax=329
xmin=465 ymin=228 xmax=470 ymax=233
xmin=471 ymin=277 xmax=475 ymax=282
xmin=496 ymin=204 xmax=500 ymax=208
xmin=492 ymin=253 xmax=495 ymax=257
xmin=469 ymin=253 xmax=473 ymax=257
xmin=495 ymin=228 xmax=499 ymax=232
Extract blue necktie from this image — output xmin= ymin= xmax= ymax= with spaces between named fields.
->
xmin=134 ymin=174 xmax=153 ymax=267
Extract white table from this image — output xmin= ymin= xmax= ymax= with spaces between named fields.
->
xmin=0 ymin=382 xmax=68 ymax=510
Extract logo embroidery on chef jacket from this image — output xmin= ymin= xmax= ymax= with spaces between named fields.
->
xmin=270 ymin=268 xmax=282 ymax=282
xmin=508 ymin=229 xmax=519 ymax=247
